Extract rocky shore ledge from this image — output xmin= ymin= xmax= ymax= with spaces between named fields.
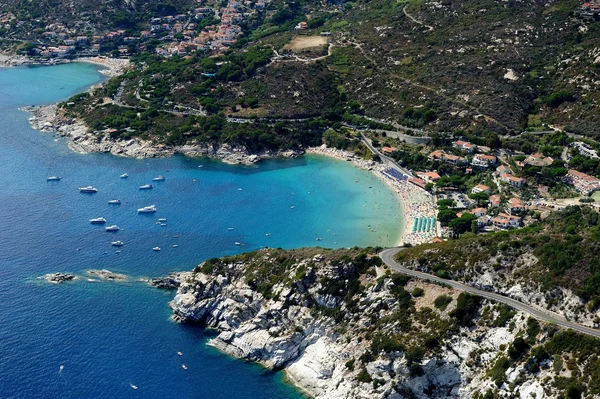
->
xmin=167 ymin=247 xmax=587 ymax=399
xmin=24 ymin=104 xmax=303 ymax=165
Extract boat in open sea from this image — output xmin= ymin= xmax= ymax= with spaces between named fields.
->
xmin=139 ymin=184 xmax=153 ymax=190
xmin=153 ymin=175 xmax=166 ymax=181
xmin=89 ymin=217 xmax=107 ymax=224
xmin=111 ymin=241 xmax=124 ymax=247
xmin=108 ymin=199 xmax=121 ymax=204
xmin=79 ymin=186 xmax=98 ymax=193
xmin=153 ymin=247 xmax=161 ymax=251
xmin=105 ymin=225 xmax=120 ymax=232
xmin=158 ymin=217 xmax=167 ymax=222
xmin=47 ymin=176 xmax=61 ymax=181
xmin=120 ymin=173 xmax=128 ymax=178
xmin=138 ymin=205 xmax=157 ymax=213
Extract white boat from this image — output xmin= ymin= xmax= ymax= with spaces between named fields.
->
xmin=234 ymin=242 xmax=241 ymax=246
xmin=105 ymin=225 xmax=120 ymax=232
xmin=47 ymin=176 xmax=62 ymax=181
xmin=152 ymin=175 xmax=166 ymax=181
xmin=120 ymin=173 xmax=128 ymax=178
xmin=228 ymin=228 xmax=234 ymax=231
xmin=182 ymin=364 xmax=188 ymax=370
xmin=153 ymin=247 xmax=161 ymax=251
xmin=130 ymin=384 xmax=138 ymax=390
xmin=177 ymin=351 xmax=183 ymax=356
xmin=139 ymin=184 xmax=153 ymax=190
xmin=111 ymin=241 xmax=124 ymax=247
xmin=89 ymin=217 xmax=107 ymax=224
xmin=138 ymin=205 xmax=157 ymax=213
xmin=108 ymin=199 xmax=121 ymax=205
xmin=172 ymin=244 xmax=178 ymax=248
xmin=160 ymin=223 xmax=167 ymax=226
xmin=158 ymin=218 xmax=167 ymax=222
xmin=79 ymin=186 xmax=98 ymax=193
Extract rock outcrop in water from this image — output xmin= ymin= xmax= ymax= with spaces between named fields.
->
xmin=43 ymin=272 xmax=77 ymax=283
xmin=87 ymin=269 xmax=128 ymax=281
xmin=170 ymin=248 xmax=600 ymax=398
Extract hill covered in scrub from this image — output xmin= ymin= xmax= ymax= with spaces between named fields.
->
xmin=40 ymin=0 xmax=600 ymax=151
xmin=169 ymin=246 xmax=600 ymax=398
xmin=324 ymin=0 xmax=600 ymax=136
xmin=395 ymin=206 xmax=600 ymax=327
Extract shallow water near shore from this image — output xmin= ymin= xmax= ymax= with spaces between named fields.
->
xmin=0 ymin=63 xmax=403 ymax=398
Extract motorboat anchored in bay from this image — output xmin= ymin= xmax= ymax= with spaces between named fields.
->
xmin=105 ymin=225 xmax=120 ymax=232
xmin=111 ymin=241 xmax=124 ymax=247
xmin=79 ymin=186 xmax=98 ymax=193
xmin=47 ymin=176 xmax=62 ymax=181
xmin=108 ymin=199 xmax=121 ymax=205
xmin=89 ymin=218 xmax=107 ymax=224
xmin=139 ymin=184 xmax=153 ymax=190
xmin=138 ymin=205 xmax=157 ymax=213
xmin=152 ymin=175 xmax=165 ymax=181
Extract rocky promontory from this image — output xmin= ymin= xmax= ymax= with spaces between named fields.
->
xmin=170 ymin=248 xmax=600 ymax=398
xmin=24 ymin=104 xmax=303 ymax=164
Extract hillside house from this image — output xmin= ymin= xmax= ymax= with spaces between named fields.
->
xmin=472 ymin=154 xmax=497 ymax=168
xmin=453 ymin=140 xmax=476 ymax=153
xmin=508 ymin=197 xmax=527 ymax=214
xmin=382 ymin=146 xmax=396 ymax=155
xmin=471 ymin=207 xmax=487 ymax=217
xmin=492 ymin=213 xmax=521 ymax=229
xmin=489 ymin=194 xmax=501 ymax=208
xmin=416 ymin=171 xmax=441 ymax=183
xmin=472 ymin=184 xmax=491 ymax=195
xmin=500 ymin=173 xmax=526 ymax=188
xmin=524 ymin=153 xmax=553 ymax=167
xmin=565 ymin=169 xmax=600 ymax=195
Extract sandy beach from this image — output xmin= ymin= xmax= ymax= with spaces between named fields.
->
xmin=75 ymin=57 xmax=131 ymax=77
xmin=306 ymin=145 xmax=438 ymax=246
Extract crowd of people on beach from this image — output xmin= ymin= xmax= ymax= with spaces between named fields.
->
xmin=377 ymin=172 xmax=438 ymax=245
xmin=307 ymin=146 xmax=438 ymax=245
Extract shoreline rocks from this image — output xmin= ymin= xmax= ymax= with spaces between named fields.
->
xmin=168 ymin=249 xmax=550 ymax=399
xmin=150 ymin=272 xmax=191 ymax=290
xmin=23 ymin=104 xmax=304 ymax=165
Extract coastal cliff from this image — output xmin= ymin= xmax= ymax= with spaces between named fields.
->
xmin=169 ymin=248 xmax=600 ymax=398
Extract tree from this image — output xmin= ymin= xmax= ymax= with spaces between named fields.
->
xmin=437 ymin=199 xmax=455 ymax=209
xmin=438 ymin=209 xmax=458 ymax=226
xmin=471 ymin=220 xmax=479 ymax=234
xmin=449 ymin=213 xmax=476 ymax=235
xmin=469 ymin=192 xmax=489 ymax=207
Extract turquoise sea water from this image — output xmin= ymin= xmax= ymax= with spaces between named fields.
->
xmin=0 ymin=63 xmax=403 ymax=398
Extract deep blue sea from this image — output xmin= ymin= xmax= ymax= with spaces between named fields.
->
xmin=0 ymin=63 xmax=403 ymax=398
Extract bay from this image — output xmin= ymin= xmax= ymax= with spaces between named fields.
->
xmin=0 ymin=62 xmax=403 ymax=398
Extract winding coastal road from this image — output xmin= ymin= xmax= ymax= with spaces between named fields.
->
xmin=379 ymin=248 xmax=600 ymax=339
